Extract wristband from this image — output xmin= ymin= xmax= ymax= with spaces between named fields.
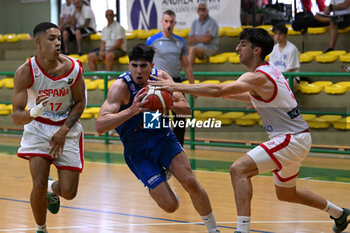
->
xmin=29 ymin=102 xmax=44 ymax=118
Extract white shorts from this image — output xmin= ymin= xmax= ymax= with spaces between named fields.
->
xmin=247 ymin=131 xmax=311 ymax=187
xmin=18 ymin=120 xmax=84 ymax=172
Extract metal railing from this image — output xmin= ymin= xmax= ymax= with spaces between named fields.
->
xmin=1 ymin=71 xmax=349 ymax=155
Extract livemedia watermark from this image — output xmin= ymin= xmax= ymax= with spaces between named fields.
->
xmin=143 ymin=110 xmax=222 ymax=129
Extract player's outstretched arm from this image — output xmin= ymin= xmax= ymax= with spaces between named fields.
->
xmin=95 ymin=79 xmax=147 ymax=134
xmin=222 ymin=92 xmax=251 ymax=102
xmin=12 ymin=62 xmax=49 ymax=125
xmin=150 ymin=72 xmax=263 ymax=98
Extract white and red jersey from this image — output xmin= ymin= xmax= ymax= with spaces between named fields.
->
xmin=249 ymin=62 xmax=309 ymax=138
xmin=27 ymin=55 xmax=82 ymax=125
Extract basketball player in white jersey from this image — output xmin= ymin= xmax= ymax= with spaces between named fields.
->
xmin=150 ymin=28 xmax=349 ymax=233
xmin=12 ymin=22 xmax=86 ymax=233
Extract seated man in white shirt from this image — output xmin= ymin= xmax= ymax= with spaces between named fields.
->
xmin=269 ymin=23 xmax=300 ymax=91
xmin=59 ymin=0 xmax=75 ymax=31
xmin=62 ymin=0 xmax=97 ymax=55
xmin=187 ymin=3 xmax=219 ymax=66
xmin=87 ymin=9 xmax=127 ymax=80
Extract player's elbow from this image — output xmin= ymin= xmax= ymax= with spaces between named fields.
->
xmin=12 ymin=116 xmax=21 ymax=125
xmin=95 ymin=127 xmax=105 ymax=134
xmin=12 ymin=113 xmax=25 ymax=126
xmin=212 ymin=85 xmax=229 ymax=97
xmin=95 ymin=121 xmax=106 ymax=134
xmin=210 ymin=87 xmax=224 ymax=97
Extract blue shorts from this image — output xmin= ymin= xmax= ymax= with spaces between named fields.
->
xmin=123 ymin=131 xmax=183 ymax=189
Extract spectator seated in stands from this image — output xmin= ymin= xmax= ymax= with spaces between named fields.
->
xmin=62 ymin=0 xmax=96 ymax=55
xmin=58 ymin=0 xmax=74 ymax=32
xmin=187 ymin=3 xmax=219 ymax=67
xmin=269 ymin=23 xmax=300 ymax=91
xmin=315 ymin=0 xmax=350 ymax=52
xmin=87 ymin=10 xmax=127 ymax=80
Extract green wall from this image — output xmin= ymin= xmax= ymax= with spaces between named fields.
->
xmin=0 ymin=0 xmax=51 ymax=35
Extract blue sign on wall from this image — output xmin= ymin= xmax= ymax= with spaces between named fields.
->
xmin=130 ymin=0 xmax=158 ymax=30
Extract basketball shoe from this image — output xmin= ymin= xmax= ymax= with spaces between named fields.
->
xmin=331 ymin=208 xmax=350 ymax=233
xmin=47 ymin=177 xmax=60 ymax=214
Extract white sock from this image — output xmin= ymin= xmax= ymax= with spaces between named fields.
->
xmin=201 ymin=212 xmax=219 ymax=233
xmin=323 ymin=200 xmax=343 ymax=219
xmin=237 ymin=216 xmax=250 ymax=233
xmin=47 ymin=179 xmax=54 ymax=193
xmin=36 ymin=223 xmax=48 ymax=233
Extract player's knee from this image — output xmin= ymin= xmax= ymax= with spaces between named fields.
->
xmin=161 ymin=199 xmax=179 ymax=213
xmin=181 ymin=175 xmax=200 ymax=193
xmin=32 ymin=179 xmax=47 ymax=194
xmin=60 ymin=186 xmax=77 ymax=200
xmin=62 ymin=191 xmax=77 ymax=200
xmin=230 ymin=162 xmax=242 ymax=179
xmin=276 ymin=190 xmax=294 ymax=202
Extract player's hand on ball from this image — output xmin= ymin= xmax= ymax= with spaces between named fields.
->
xmin=130 ymin=88 xmax=148 ymax=114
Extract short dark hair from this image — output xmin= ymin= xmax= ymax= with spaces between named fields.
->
xmin=33 ymin=22 xmax=59 ymax=37
xmin=163 ymin=9 xmax=176 ymax=17
xmin=128 ymin=44 xmax=154 ymax=63
xmin=240 ymin=28 xmax=274 ymax=59
xmin=272 ymin=23 xmax=288 ymax=34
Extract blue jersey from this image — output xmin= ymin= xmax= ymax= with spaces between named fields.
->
xmin=115 ymin=68 xmax=172 ymax=146
xmin=114 ymin=70 xmax=146 ymax=142
xmin=115 ymin=68 xmax=183 ymax=189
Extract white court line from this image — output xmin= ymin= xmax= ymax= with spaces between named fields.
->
xmin=0 ymin=220 xmax=334 ymax=231
xmin=218 ymin=220 xmax=333 ymax=224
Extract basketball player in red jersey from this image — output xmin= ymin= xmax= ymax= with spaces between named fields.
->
xmin=12 ymin=22 xmax=86 ymax=233
xmin=150 ymin=28 xmax=350 ymax=233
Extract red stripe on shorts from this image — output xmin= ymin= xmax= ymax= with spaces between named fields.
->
xmin=17 ymin=152 xmax=53 ymax=162
xmin=259 ymin=134 xmax=299 ymax=182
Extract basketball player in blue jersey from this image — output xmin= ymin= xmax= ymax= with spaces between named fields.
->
xmin=12 ymin=22 xmax=86 ymax=233
xmin=150 ymin=28 xmax=350 ymax=233
xmin=95 ymin=44 xmax=220 ymax=233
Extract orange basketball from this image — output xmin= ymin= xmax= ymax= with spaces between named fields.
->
xmin=141 ymin=85 xmax=172 ymax=114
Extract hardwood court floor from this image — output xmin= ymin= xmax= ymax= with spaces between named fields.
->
xmin=1 ymin=149 xmax=350 ymax=233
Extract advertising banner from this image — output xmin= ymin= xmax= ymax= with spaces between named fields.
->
xmin=127 ymin=0 xmax=241 ymax=30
